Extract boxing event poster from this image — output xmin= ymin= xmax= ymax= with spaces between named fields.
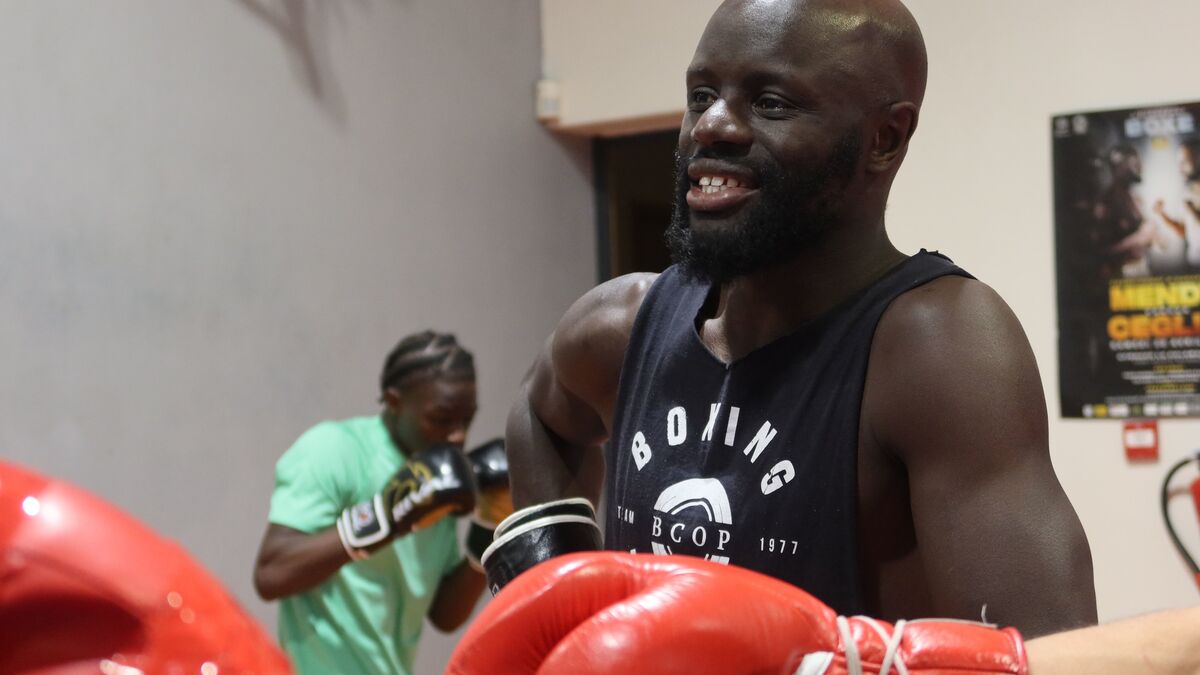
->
xmin=1053 ymin=101 xmax=1200 ymax=419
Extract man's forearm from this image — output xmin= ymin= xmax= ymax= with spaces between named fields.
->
xmin=428 ymin=560 xmax=487 ymax=632
xmin=253 ymin=525 xmax=350 ymax=601
xmin=1025 ymin=607 xmax=1200 ymax=675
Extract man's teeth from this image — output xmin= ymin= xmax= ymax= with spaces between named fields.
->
xmin=697 ymin=176 xmax=742 ymax=194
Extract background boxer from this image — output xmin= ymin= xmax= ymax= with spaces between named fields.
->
xmin=253 ymin=331 xmax=509 ymax=675
xmin=491 ymin=0 xmax=1096 ymax=638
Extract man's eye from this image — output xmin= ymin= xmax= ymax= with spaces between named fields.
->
xmin=754 ymin=96 xmax=792 ymax=113
xmin=689 ymin=90 xmax=716 ymax=108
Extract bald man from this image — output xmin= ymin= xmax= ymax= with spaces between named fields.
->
xmin=487 ymin=0 xmax=1096 ymax=640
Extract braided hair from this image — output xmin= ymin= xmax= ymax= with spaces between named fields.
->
xmin=379 ymin=330 xmax=475 ymax=399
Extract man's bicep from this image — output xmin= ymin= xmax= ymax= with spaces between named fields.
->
xmin=507 ymin=274 xmax=653 ymax=505
xmin=504 ymin=333 xmax=613 ymax=506
xmin=907 ymin=449 xmax=1095 ymax=636
xmin=258 ymin=522 xmax=311 ymax=553
xmin=525 ymin=342 xmax=609 ymax=446
xmin=872 ymin=279 xmax=1095 ymax=636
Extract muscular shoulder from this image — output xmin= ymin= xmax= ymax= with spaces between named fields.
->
xmin=551 ymin=273 xmax=657 ymax=397
xmin=875 ymin=275 xmax=1024 ymax=349
xmin=865 ymin=275 xmax=1047 ymax=463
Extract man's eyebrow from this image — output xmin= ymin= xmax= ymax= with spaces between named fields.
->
xmin=688 ymin=61 xmax=811 ymax=82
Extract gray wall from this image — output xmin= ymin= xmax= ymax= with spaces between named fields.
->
xmin=0 ymin=1 xmax=594 ymax=671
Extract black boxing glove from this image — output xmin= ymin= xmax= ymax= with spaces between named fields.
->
xmin=479 ymin=497 xmax=601 ymax=594
xmin=468 ymin=438 xmax=510 ymax=493
xmin=463 ymin=438 xmax=513 ymax=571
xmin=337 ymin=443 xmax=477 ymax=560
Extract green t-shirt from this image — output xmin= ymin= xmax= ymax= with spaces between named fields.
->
xmin=269 ymin=416 xmax=462 ymax=675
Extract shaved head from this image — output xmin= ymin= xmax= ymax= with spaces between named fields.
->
xmin=712 ymin=0 xmax=927 ymax=109
xmin=669 ymin=0 xmax=929 ymax=282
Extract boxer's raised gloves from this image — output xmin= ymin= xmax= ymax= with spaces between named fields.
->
xmin=447 ymin=552 xmax=1029 ymax=675
xmin=479 ymin=498 xmax=601 ymax=593
xmin=462 ymin=438 xmax=515 ymax=571
xmin=336 ymin=443 xmax=476 ymax=560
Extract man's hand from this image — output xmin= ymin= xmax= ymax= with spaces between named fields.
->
xmin=336 ymin=443 xmax=476 ymax=559
xmin=463 ymin=438 xmax=515 ymax=570
xmin=468 ymin=438 xmax=515 ymax=525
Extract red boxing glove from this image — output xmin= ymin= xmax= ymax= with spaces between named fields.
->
xmin=447 ymin=552 xmax=1028 ymax=675
xmin=0 ymin=460 xmax=290 ymax=674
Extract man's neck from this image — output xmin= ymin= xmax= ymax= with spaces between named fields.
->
xmin=697 ymin=231 xmax=905 ymax=364
xmin=382 ymin=415 xmax=412 ymax=458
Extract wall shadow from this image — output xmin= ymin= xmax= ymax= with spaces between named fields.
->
xmin=232 ymin=0 xmax=366 ymax=126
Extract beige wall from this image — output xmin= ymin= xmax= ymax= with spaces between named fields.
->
xmin=897 ymin=0 xmax=1200 ymax=624
xmin=542 ymin=0 xmax=1200 ymax=622
xmin=0 ymin=1 xmax=594 ymax=672
xmin=540 ymin=0 xmax=720 ymax=133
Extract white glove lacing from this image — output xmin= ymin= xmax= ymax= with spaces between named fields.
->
xmin=840 ymin=615 xmax=910 ymax=675
xmin=795 ymin=616 xmax=999 ymax=675
xmin=792 ymin=616 xmax=909 ymax=675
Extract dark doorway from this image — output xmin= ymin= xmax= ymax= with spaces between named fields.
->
xmin=594 ymin=130 xmax=680 ymax=282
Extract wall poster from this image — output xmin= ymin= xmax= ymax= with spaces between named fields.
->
xmin=1053 ymin=101 xmax=1200 ymax=418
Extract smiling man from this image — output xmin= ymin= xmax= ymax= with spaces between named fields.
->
xmin=485 ymin=0 xmax=1096 ymax=641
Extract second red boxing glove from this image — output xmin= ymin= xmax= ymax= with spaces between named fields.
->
xmin=447 ymin=552 xmax=1027 ymax=675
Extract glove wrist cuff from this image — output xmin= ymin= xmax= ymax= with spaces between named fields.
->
xmin=481 ymin=498 xmax=601 ymax=594
xmin=336 ymin=518 xmax=371 ymax=561
xmin=337 ymin=494 xmax=393 ymax=560
xmin=492 ymin=497 xmax=597 ymax=538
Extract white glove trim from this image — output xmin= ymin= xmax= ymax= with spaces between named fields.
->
xmin=794 ymin=651 xmax=834 ymax=675
xmin=336 ymin=517 xmax=370 ymax=561
xmin=479 ymin=514 xmax=601 ymax=568
xmin=336 ymin=493 xmax=392 ymax=554
xmin=493 ymin=497 xmax=596 ymax=538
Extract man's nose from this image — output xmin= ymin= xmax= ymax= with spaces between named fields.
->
xmin=690 ymin=99 xmax=752 ymax=149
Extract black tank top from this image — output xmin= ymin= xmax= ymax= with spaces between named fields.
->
xmin=605 ymin=250 xmax=970 ymax=615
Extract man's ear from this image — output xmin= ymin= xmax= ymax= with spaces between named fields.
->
xmin=382 ymin=387 xmax=403 ymax=414
xmin=868 ymin=101 xmax=919 ymax=173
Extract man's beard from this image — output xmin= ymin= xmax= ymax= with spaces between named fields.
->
xmin=666 ymin=129 xmax=862 ymax=284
